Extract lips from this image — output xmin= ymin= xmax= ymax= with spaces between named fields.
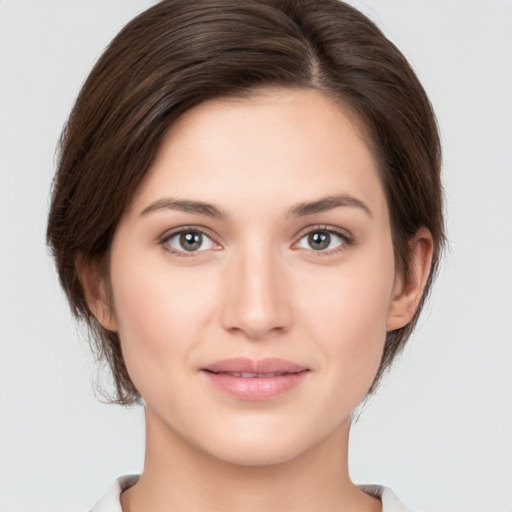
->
xmin=201 ymin=358 xmax=309 ymax=400
xmin=215 ymin=372 xmax=288 ymax=378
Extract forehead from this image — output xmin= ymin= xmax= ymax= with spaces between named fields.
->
xmin=130 ymin=88 xmax=386 ymax=218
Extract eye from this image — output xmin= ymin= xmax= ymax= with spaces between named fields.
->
xmin=164 ymin=229 xmax=217 ymax=254
xmin=295 ymin=228 xmax=348 ymax=252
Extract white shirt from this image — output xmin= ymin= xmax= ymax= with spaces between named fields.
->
xmin=90 ymin=475 xmax=414 ymax=512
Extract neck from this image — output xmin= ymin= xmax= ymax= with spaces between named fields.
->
xmin=121 ymin=408 xmax=380 ymax=512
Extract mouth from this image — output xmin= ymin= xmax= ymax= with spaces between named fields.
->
xmin=208 ymin=371 xmax=298 ymax=378
xmin=201 ymin=358 xmax=310 ymax=401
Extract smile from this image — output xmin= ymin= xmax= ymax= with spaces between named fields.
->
xmin=212 ymin=371 xmax=293 ymax=378
xmin=201 ymin=358 xmax=310 ymax=401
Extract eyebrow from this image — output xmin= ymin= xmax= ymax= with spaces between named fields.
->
xmin=287 ymin=195 xmax=372 ymax=218
xmin=140 ymin=194 xmax=372 ymax=219
xmin=141 ymin=198 xmax=226 ymax=218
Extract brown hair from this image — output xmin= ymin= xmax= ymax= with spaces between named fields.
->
xmin=47 ymin=0 xmax=444 ymax=404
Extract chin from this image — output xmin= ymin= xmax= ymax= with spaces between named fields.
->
xmin=191 ymin=414 xmax=337 ymax=469
xmin=206 ymin=439 xmax=307 ymax=468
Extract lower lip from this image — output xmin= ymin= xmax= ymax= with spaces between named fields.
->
xmin=203 ymin=371 xmax=309 ymax=401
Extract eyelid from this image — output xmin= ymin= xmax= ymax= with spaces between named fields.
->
xmin=292 ymin=224 xmax=354 ymax=254
xmin=159 ymin=225 xmax=222 ymax=256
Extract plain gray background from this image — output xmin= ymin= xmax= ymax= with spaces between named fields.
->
xmin=1 ymin=1 xmax=511 ymax=511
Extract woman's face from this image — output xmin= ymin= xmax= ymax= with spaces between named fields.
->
xmin=99 ymin=89 xmax=407 ymax=465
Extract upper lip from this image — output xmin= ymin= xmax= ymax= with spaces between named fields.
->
xmin=202 ymin=357 xmax=309 ymax=375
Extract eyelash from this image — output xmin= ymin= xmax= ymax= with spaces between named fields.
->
xmin=159 ymin=225 xmax=354 ymax=257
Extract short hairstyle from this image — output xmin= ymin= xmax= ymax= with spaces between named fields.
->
xmin=47 ymin=0 xmax=444 ymax=404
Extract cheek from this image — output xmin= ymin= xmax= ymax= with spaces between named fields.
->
xmin=298 ymin=247 xmax=395 ymax=380
xmin=108 ymin=252 xmax=218 ymax=391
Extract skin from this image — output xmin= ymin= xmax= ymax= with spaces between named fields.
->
xmin=85 ymin=88 xmax=433 ymax=512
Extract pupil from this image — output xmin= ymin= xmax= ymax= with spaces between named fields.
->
xmin=308 ymin=231 xmax=330 ymax=250
xmin=180 ymin=232 xmax=202 ymax=251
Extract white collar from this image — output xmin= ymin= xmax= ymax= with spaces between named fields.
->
xmin=91 ymin=475 xmax=413 ymax=512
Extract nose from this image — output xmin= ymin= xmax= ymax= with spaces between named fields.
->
xmin=220 ymin=243 xmax=293 ymax=340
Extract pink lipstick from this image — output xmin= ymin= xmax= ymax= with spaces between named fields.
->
xmin=201 ymin=357 xmax=309 ymax=401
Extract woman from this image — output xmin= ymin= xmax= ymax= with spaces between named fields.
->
xmin=47 ymin=1 xmax=444 ymax=510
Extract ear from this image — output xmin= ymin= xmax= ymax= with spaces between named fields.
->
xmin=77 ymin=256 xmax=118 ymax=332
xmin=387 ymin=227 xmax=434 ymax=331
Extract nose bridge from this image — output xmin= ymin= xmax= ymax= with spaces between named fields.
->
xmin=221 ymin=236 xmax=292 ymax=339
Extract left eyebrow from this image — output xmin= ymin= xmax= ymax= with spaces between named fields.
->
xmin=287 ymin=194 xmax=373 ymax=218
xmin=140 ymin=198 xmax=227 ymax=218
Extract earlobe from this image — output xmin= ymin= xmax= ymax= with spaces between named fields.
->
xmin=77 ymin=256 xmax=118 ymax=332
xmin=386 ymin=227 xmax=434 ymax=331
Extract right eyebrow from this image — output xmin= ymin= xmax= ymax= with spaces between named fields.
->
xmin=140 ymin=198 xmax=226 ymax=218
xmin=287 ymin=194 xmax=373 ymax=218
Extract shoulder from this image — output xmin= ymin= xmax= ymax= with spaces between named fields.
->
xmin=360 ymin=484 xmax=417 ymax=512
xmin=90 ymin=475 xmax=139 ymax=512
